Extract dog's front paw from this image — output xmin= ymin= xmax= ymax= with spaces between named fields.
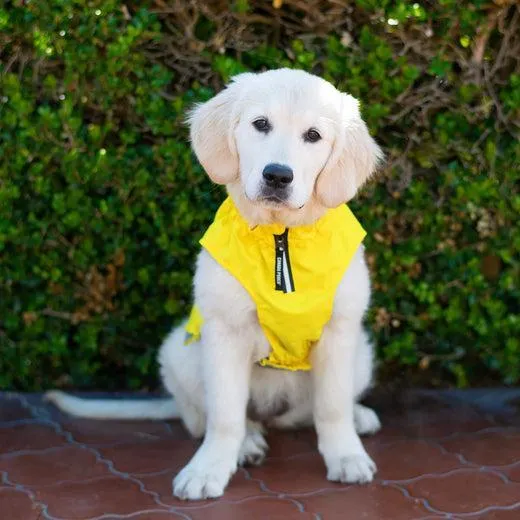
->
xmin=173 ymin=460 xmax=235 ymax=500
xmin=326 ymin=452 xmax=376 ymax=484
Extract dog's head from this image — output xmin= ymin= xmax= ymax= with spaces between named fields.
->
xmin=188 ymin=69 xmax=383 ymax=222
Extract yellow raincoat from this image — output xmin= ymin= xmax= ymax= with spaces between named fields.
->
xmin=185 ymin=197 xmax=366 ymax=371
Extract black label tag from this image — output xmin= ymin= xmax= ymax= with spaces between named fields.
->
xmin=275 ymin=243 xmax=285 ymax=292
xmin=273 ymin=229 xmax=294 ymax=293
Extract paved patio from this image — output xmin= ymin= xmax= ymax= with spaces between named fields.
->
xmin=1 ymin=389 xmax=520 ymax=519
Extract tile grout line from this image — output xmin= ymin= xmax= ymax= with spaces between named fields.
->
xmin=382 ymin=482 xmax=451 ymax=516
xmin=2 ymin=469 xmax=56 ymax=520
xmin=0 ymin=437 xmax=172 ymax=461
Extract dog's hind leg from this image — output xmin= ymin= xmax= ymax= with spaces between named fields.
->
xmin=158 ymin=325 xmax=207 ymax=438
xmin=352 ymin=329 xmax=381 ymax=436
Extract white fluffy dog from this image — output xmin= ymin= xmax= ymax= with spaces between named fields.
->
xmin=46 ymin=68 xmax=384 ymax=500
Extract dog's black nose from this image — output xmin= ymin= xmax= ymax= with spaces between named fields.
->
xmin=262 ymin=163 xmax=293 ymax=188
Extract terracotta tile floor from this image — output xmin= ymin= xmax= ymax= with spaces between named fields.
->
xmin=1 ymin=389 xmax=520 ymax=519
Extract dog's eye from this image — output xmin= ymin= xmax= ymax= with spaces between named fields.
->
xmin=252 ymin=118 xmax=271 ymax=133
xmin=303 ymin=128 xmax=321 ymax=143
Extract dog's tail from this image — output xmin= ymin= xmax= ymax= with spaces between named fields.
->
xmin=44 ymin=390 xmax=179 ymax=420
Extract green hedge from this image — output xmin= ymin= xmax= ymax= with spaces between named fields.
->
xmin=1 ymin=1 xmax=519 ymax=390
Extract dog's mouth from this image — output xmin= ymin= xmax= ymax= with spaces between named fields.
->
xmin=255 ymin=195 xmax=305 ymax=211
xmin=244 ymin=187 xmax=305 ymax=210
xmin=257 ymin=186 xmax=292 ymax=207
xmin=262 ymin=195 xmax=287 ymax=204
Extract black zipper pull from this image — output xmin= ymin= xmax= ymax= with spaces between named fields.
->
xmin=274 ymin=228 xmax=295 ymax=293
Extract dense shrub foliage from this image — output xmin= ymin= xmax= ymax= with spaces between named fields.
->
xmin=1 ymin=1 xmax=519 ymax=390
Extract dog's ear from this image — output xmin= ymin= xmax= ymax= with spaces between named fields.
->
xmin=316 ymin=94 xmax=383 ymax=208
xmin=187 ymin=73 xmax=254 ymax=185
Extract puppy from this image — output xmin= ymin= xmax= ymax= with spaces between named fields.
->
xmin=46 ymin=68 xmax=384 ymax=500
